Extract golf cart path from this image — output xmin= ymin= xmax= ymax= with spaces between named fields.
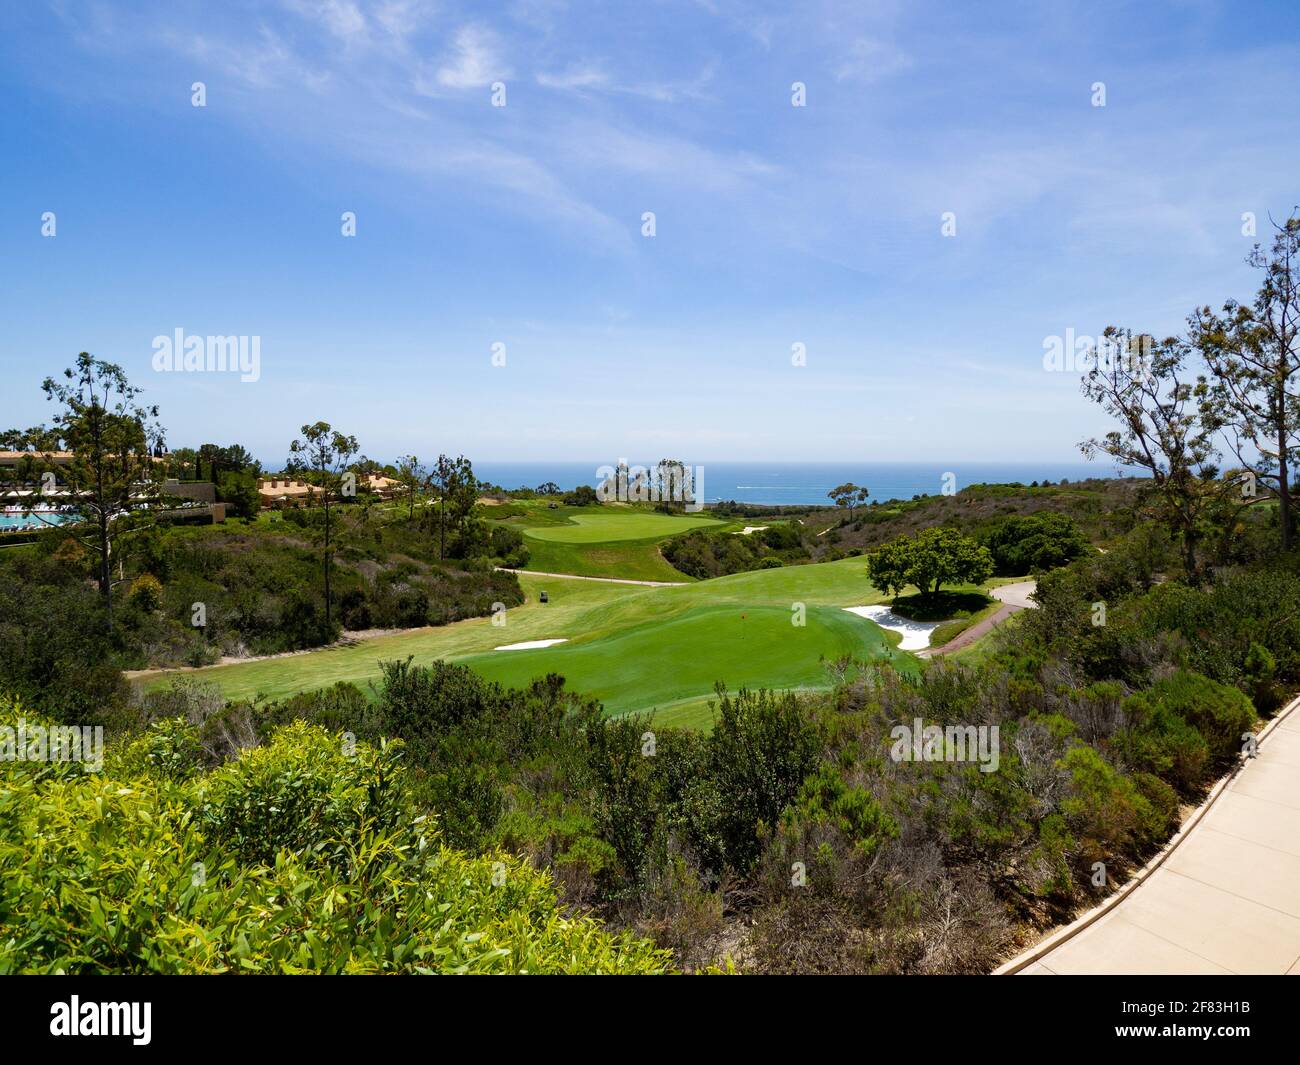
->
xmin=496 ymin=567 xmax=688 ymax=587
xmin=918 ymin=580 xmax=1037 ymax=659
xmin=1000 ymin=693 xmax=1300 ymax=975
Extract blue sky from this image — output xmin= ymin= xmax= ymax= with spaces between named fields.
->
xmin=2 ymin=0 xmax=1298 ymax=465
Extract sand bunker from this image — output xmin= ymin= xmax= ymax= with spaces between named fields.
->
xmin=843 ymin=605 xmax=941 ymax=651
xmin=493 ymin=638 xmax=569 ymax=651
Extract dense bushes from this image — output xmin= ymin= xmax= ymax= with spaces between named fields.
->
xmin=979 ymin=513 xmax=1091 ymax=575
xmin=1115 ymin=671 xmax=1255 ymax=792
xmin=0 ymin=547 xmax=131 ymax=727
xmin=4 ymin=484 xmax=1294 ymax=975
xmin=662 ymin=523 xmax=807 ymax=578
xmin=0 ymin=511 xmax=524 ymax=685
xmin=0 ymin=697 xmax=672 ymax=974
xmin=122 ymin=516 xmax=1291 ymax=975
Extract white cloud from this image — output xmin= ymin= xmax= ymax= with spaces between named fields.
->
xmin=288 ymin=0 xmax=367 ymax=41
xmin=435 ymin=24 xmax=509 ymax=89
xmin=833 ymin=36 xmax=912 ymax=83
xmin=536 ymin=63 xmax=609 ymax=90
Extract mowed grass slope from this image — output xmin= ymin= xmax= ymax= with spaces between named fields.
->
xmin=498 ymin=504 xmax=731 ymax=582
xmin=139 ymin=558 xmax=902 ymax=723
xmin=522 ymin=510 xmax=725 ymax=542
xmin=461 ymin=601 xmax=905 ymax=727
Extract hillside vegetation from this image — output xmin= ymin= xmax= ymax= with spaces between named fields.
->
xmin=0 ymin=695 xmax=671 ymax=974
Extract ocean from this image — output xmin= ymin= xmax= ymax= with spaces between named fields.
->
xmin=472 ymin=461 xmax=1127 ymax=508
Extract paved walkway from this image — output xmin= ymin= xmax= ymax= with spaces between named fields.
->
xmin=919 ymin=580 xmax=1037 ymax=658
xmin=1004 ymin=695 xmax=1300 ymax=975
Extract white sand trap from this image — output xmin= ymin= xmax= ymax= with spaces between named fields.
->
xmin=493 ymin=638 xmax=569 ymax=651
xmin=737 ymin=526 xmax=769 ymax=535
xmin=843 ymin=605 xmax=942 ymax=651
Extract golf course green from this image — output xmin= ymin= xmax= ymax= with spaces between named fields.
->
xmin=495 ymin=502 xmax=734 ymax=581
xmin=137 ymin=555 xmax=909 ymax=728
xmin=461 ymin=600 xmax=903 ymax=726
xmin=521 ymin=509 xmax=725 ymax=543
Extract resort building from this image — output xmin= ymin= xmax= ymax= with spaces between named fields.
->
xmin=256 ymin=474 xmax=402 ymax=509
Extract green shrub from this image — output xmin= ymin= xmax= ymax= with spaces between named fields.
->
xmin=1128 ymin=670 xmax=1256 ymax=768
xmin=1058 ymin=745 xmax=1170 ymax=863
xmin=193 ymin=721 xmax=408 ymax=870
xmin=107 ymin=717 xmax=206 ymax=784
xmin=781 ymin=766 xmax=898 ymax=858
xmin=708 ymin=687 xmax=820 ymax=873
xmin=979 ymin=513 xmax=1090 ymax=575
xmin=0 ymin=705 xmax=673 ymax=975
xmin=1113 ymin=693 xmax=1210 ymax=794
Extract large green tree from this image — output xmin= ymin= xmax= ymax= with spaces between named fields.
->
xmin=1080 ymin=329 xmax=1238 ymax=583
xmin=396 ymin=454 xmax=428 ymax=522
xmin=288 ymin=422 xmax=358 ymax=628
xmin=828 ymin=482 xmax=867 ymax=519
xmin=866 ymin=526 xmax=993 ymax=597
xmin=6 ymin=354 xmax=168 ymax=630
xmin=1190 ymin=215 xmax=1300 ymax=551
xmin=428 ymin=454 xmax=480 ymax=559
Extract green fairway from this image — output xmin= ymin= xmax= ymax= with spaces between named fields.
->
xmin=518 ymin=537 xmax=694 ymax=583
xmin=138 ymin=558 xmax=905 ymax=718
xmin=521 ymin=509 xmax=724 ymax=543
xmin=501 ymin=505 xmax=730 ymax=581
xmin=461 ymin=602 xmax=907 ymax=717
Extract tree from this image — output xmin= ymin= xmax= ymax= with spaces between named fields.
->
xmin=431 ymin=455 xmax=454 ymax=559
xmin=445 ymin=455 xmax=481 ymax=557
xmin=866 ymin=527 xmax=993 ymax=597
xmin=563 ymin=484 xmax=598 ymax=507
xmin=535 ymin=481 xmax=561 ymax=496
xmin=6 ymin=353 xmax=168 ymax=631
xmin=1190 ymin=214 xmax=1300 ymax=551
xmin=218 ymin=443 xmax=259 ymax=475
xmin=1080 ymin=329 xmax=1237 ymax=582
xmin=828 ymin=482 xmax=865 ymax=519
xmin=215 ymin=469 xmax=261 ymax=520
xmin=981 ymin=513 xmax=1091 ymax=574
xmin=288 ymin=422 xmax=358 ymax=628
xmin=656 ymin=458 xmax=688 ymax=508
xmin=196 ymin=443 xmax=221 ymax=482
xmin=396 ymin=454 xmax=428 ymax=521
xmin=167 ymin=446 xmax=198 ymax=480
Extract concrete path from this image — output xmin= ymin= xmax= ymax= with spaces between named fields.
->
xmin=495 ymin=567 xmax=688 ymax=587
xmin=1003 ymin=695 xmax=1300 ymax=975
xmin=919 ymin=580 xmax=1037 ymax=658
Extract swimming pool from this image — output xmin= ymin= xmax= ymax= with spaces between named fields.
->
xmin=0 ymin=512 xmax=75 ymax=531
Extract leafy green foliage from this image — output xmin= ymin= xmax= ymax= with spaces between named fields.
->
xmin=663 ymin=523 xmax=807 ymax=579
xmin=1058 ymin=744 xmax=1172 ymax=862
xmin=0 ymin=696 xmax=672 ymax=975
xmin=707 ymin=687 xmax=821 ymax=873
xmin=979 ymin=513 xmax=1091 ymax=575
xmin=866 ymin=527 xmax=994 ymax=597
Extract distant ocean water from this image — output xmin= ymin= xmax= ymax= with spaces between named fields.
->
xmin=473 ymin=461 xmax=1129 ymax=508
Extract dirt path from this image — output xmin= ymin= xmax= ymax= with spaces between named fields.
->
xmin=495 ymin=567 xmax=688 ymax=587
xmin=918 ymin=580 xmax=1037 ymax=658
